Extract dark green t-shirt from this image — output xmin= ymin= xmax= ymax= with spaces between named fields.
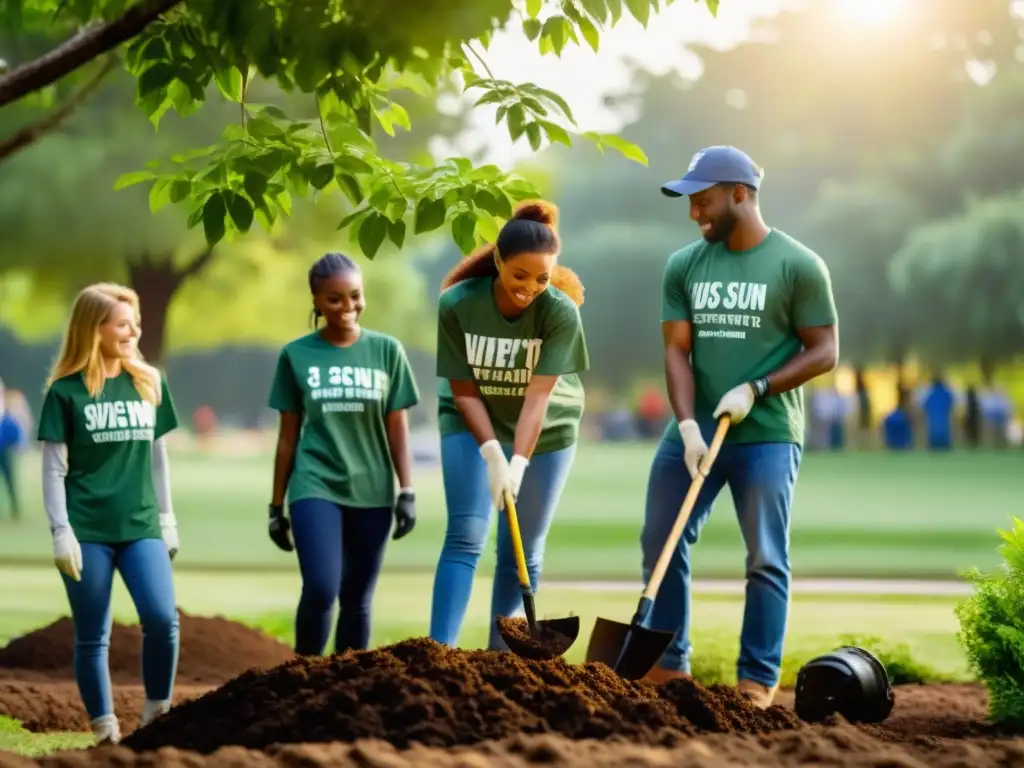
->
xmin=36 ymin=370 xmax=179 ymax=543
xmin=436 ymin=276 xmax=590 ymax=455
xmin=268 ymin=330 xmax=420 ymax=509
xmin=660 ymin=229 xmax=837 ymax=447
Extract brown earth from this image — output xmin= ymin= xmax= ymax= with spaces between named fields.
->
xmin=0 ymin=610 xmax=294 ymax=732
xmin=0 ymin=630 xmax=1021 ymax=766
xmin=495 ymin=616 xmax=575 ymax=660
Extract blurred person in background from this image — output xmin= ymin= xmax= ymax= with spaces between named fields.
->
xmin=36 ymin=283 xmax=182 ymax=745
xmin=0 ymin=377 xmax=25 ymax=519
xmin=979 ymin=369 xmax=1012 ymax=448
xmin=267 ymin=252 xmax=420 ymax=658
xmin=963 ymin=386 xmax=981 ymax=448
xmin=916 ymin=373 xmax=957 ymax=451
xmin=882 ymin=386 xmax=914 ymax=451
xmin=644 ymin=146 xmax=838 ymax=708
xmin=428 ymin=200 xmax=589 ymax=651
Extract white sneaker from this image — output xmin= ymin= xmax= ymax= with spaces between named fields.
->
xmin=140 ymin=699 xmax=171 ymax=728
xmin=91 ymin=714 xmax=121 ymax=745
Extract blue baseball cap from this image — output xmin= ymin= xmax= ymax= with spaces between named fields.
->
xmin=661 ymin=145 xmax=764 ymax=197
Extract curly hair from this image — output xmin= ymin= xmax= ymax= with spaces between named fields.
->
xmin=440 ymin=199 xmax=584 ymax=306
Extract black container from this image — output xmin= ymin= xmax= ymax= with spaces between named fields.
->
xmin=794 ymin=645 xmax=895 ymax=724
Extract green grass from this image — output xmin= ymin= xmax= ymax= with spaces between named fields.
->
xmin=0 ymin=566 xmax=972 ymax=686
xmin=0 ymin=716 xmax=92 ymax=757
xmin=0 ymin=443 xmax=1020 ymax=580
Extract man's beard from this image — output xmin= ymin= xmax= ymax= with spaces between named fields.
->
xmin=703 ymin=210 xmax=738 ymax=244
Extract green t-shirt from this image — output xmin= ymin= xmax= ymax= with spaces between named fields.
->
xmin=268 ymin=330 xmax=420 ymax=509
xmin=436 ymin=276 xmax=590 ymax=455
xmin=36 ymin=370 xmax=179 ymax=543
xmin=660 ymin=229 xmax=837 ymax=447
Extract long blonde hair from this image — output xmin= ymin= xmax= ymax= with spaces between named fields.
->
xmin=47 ymin=283 xmax=161 ymax=406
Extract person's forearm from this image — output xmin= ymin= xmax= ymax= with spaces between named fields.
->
xmin=151 ymin=438 xmax=174 ymax=519
xmin=41 ymin=441 xmax=70 ymax=533
xmin=512 ymin=393 xmax=551 ymax=459
xmin=271 ymin=441 xmax=296 ymax=507
xmin=385 ymin=409 xmax=413 ymax=490
xmin=665 ymin=346 xmax=697 ymax=422
xmin=453 ymin=393 xmax=498 ymax=446
xmin=761 ymin=342 xmax=838 ymax=396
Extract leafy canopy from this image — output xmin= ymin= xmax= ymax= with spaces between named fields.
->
xmin=14 ymin=0 xmax=721 ymax=257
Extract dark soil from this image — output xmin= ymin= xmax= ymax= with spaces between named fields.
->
xmin=121 ymin=637 xmax=800 ymax=754
xmin=495 ymin=616 xmax=574 ymax=660
xmin=0 ymin=610 xmax=294 ymax=687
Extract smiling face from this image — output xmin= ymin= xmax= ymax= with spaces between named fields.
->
xmin=313 ymin=268 xmax=365 ymax=333
xmin=495 ymin=250 xmax=556 ymax=311
xmin=688 ymin=184 xmax=745 ymax=244
xmin=97 ymin=300 xmax=139 ymax=360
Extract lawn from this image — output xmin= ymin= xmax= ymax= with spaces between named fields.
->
xmin=0 ymin=442 xmax=1018 ymax=580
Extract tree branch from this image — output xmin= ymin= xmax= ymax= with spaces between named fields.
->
xmin=181 ymin=247 xmax=215 ymax=279
xmin=0 ymin=0 xmax=184 ymax=109
xmin=0 ymin=55 xmax=118 ymax=165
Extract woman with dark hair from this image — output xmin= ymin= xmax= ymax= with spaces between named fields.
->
xmin=267 ymin=252 xmax=420 ymax=656
xmin=429 ymin=199 xmax=590 ymax=649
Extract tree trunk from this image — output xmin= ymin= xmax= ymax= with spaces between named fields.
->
xmin=127 ymin=249 xmax=214 ymax=365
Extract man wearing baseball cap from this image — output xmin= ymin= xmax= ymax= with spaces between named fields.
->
xmin=639 ymin=145 xmax=839 ymax=708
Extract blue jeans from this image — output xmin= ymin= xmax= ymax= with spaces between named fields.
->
xmin=61 ymin=538 xmax=179 ymax=720
xmin=289 ymin=498 xmax=393 ymax=655
xmin=641 ymin=433 xmax=802 ymax=687
xmin=429 ymin=431 xmax=576 ymax=650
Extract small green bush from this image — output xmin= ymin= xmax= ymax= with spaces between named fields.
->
xmin=956 ymin=516 xmax=1024 ymax=726
xmin=834 ymin=633 xmax=950 ymax=685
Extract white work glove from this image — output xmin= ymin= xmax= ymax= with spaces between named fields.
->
xmin=507 ymin=454 xmax=529 ymax=502
xmin=480 ymin=440 xmax=512 ymax=511
xmin=52 ymin=526 xmax=83 ymax=582
xmin=713 ymin=382 xmax=756 ymax=424
xmin=160 ymin=513 xmax=179 ymax=560
xmin=678 ymin=419 xmax=710 ymax=480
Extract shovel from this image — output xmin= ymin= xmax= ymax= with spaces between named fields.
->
xmin=585 ymin=416 xmax=731 ymax=680
xmin=495 ymin=489 xmax=580 ymax=660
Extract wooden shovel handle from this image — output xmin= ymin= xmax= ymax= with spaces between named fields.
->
xmin=642 ymin=416 xmax=731 ymax=601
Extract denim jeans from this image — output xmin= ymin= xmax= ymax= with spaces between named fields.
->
xmin=641 ymin=431 xmax=802 ymax=687
xmin=289 ymin=498 xmax=393 ymax=655
xmin=429 ymin=431 xmax=576 ymax=650
xmin=61 ymin=538 xmax=179 ymax=720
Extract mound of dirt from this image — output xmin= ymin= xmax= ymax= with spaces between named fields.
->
xmin=0 ymin=610 xmax=294 ymax=686
xmin=122 ymin=637 xmax=800 ymax=754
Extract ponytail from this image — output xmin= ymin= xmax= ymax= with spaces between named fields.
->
xmin=440 ymin=199 xmax=585 ymax=306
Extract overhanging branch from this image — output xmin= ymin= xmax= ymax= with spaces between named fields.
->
xmin=0 ymin=0 xmax=184 ymax=109
xmin=0 ymin=55 xmax=118 ymax=164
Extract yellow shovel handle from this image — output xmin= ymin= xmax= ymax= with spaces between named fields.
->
xmin=504 ymin=490 xmax=532 ymax=590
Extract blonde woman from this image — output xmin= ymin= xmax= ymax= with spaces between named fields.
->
xmin=36 ymin=283 xmax=181 ymax=745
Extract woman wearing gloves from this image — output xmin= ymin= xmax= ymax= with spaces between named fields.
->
xmin=267 ymin=252 xmax=420 ymax=657
xmin=429 ymin=200 xmax=590 ymax=650
xmin=36 ymin=283 xmax=181 ymax=745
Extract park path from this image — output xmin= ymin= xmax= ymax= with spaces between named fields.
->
xmin=550 ymin=578 xmax=973 ymax=596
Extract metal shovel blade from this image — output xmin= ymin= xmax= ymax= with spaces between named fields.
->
xmin=585 ymin=616 xmax=675 ymax=681
xmin=498 ymin=615 xmax=581 ymax=660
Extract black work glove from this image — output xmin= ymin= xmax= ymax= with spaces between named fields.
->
xmin=268 ymin=504 xmax=294 ymax=552
xmin=392 ymin=490 xmax=416 ymax=540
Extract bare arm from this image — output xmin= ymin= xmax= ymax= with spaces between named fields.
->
xmin=450 ymin=379 xmax=498 ymax=446
xmin=385 ymin=409 xmax=413 ymax=490
xmin=759 ymin=325 xmax=839 ymax=396
xmin=663 ymin=320 xmax=697 ymax=422
xmin=513 ymin=374 xmax=559 ymax=459
xmin=151 ymin=437 xmax=174 ymax=519
xmin=270 ymin=411 xmax=301 ymax=507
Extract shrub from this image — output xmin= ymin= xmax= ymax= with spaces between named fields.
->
xmin=956 ymin=516 xmax=1024 ymax=726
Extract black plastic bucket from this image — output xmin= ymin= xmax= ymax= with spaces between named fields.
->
xmin=794 ymin=645 xmax=895 ymax=724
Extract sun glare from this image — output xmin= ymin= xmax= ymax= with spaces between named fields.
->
xmin=832 ymin=0 xmax=905 ymax=25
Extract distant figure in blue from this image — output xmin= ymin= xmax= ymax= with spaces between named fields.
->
xmin=0 ymin=377 xmax=24 ymax=520
xmin=882 ymin=387 xmax=913 ymax=451
xmin=917 ymin=375 xmax=956 ymax=450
